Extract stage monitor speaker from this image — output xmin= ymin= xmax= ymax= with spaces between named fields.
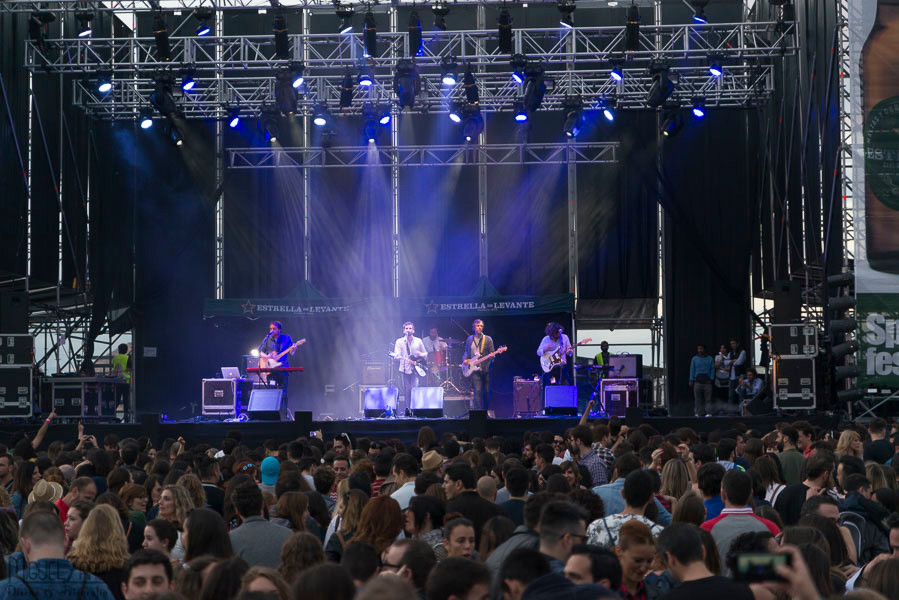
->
xmin=411 ymin=387 xmax=444 ymax=418
xmin=362 ymin=361 xmax=388 ymax=385
xmin=0 ymin=292 xmax=28 ymax=334
xmin=774 ymin=280 xmax=802 ymax=323
xmin=247 ymin=388 xmax=284 ymax=421
xmin=362 ymin=386 xmax=398 ymax=418
xmin=544 ymin=385 xmax=577 ymax=416
xmin=513 ymin=377 xmax=542 ymax=416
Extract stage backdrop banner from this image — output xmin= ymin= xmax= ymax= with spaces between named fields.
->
xmin=204 ymin=294 xmax=574 ymax=319
xmin=850 ymin=1 xmax=899 ymax=387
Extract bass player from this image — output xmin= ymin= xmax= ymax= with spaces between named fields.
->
xmin=393 ymin=322 xmax=428 ymax=411
xmin=462 ymin=319 xmax=495 ymax=410
xmin=537 ymin=322 xmax=573 ymax=387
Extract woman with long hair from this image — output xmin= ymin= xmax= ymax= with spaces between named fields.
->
xmin=200 ymin=556 xmax=249 ymax=600
xmin=238 ymin=566 xmax=291 ymax=600
xmin=352 ymin=495 xmax=403 ymax=555
xmin=119 ymin=482 xmax=149 ymax=525
xmin=755 ymin=454 xmax=786 ymax=504
xmin=175 ymin=555 xmax=219 ymax=600
xmin=659 ymin=459 xmax=689 ymax=502
xmin=404 ymin=494 xmax=446 ymax=558
xmin=158 ymin=484 xmax=195 ymax=562
xmin=10 ymin=461 xmax=38 ymax=518
xmin=671 ymin=491 xmax=706 ymax=526
xmin=144 ymin=474 xmax=164 ymax=520
xmin=279 ymin=532 xmax=325 ymax=585
xmin=183 ymin=507 xmax=233 ymax=562
xmin=67 ymin=504 xmax=131 ymax=600
xmin=478 ymin=515 xmax=515 ymax=562
xmin=836 ymin=430 xmax=863 ymax=459
xmin=323 ymin=478 xmax=352 ymax=547
xmin=324 ymin=489 xmax=368 ymax=562
xmin=64 ymin=499 xmax=95 ymax=553
xmin=742 ymin=437 xmax=764 ymax=466
xmin=178 ymin=474 xmax=208 ymax=510
xmin=272 ymin=491 xmax=308 ymax=532
xmin=559 ymin=460 xmax=582 ymax=490
xmin=417 ymin=426 xmax=437 ymax=451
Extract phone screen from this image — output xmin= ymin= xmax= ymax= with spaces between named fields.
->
xmin=732 ymin=553 xmax=790 ymax=583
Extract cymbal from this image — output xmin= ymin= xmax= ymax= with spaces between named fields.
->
xmin=444 ymin=338 xmax=462 ymax=345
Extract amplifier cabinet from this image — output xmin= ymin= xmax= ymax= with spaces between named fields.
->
xmin=0 ymin=367 xmax=32 ymax=417
xmin=608 ymin=355 xmax=643 ymax=379
xmin=203 ymin=379 xmax=237 ymax=416
xmin=601 ymin=378 xmax=640 ymax=418
xmin=513 ymin=378 xmax=542 ymax=416
xmin=50 ymin=378 xmax=118 ymax=419
xmin=0 ymin=334 xmax=34 ymax=366
xmin=362 ymin=361 xmax=388 ymax=385
xmin=773 ymin=358 xmax=815 ymax=410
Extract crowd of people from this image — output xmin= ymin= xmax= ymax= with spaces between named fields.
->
xmin=1 ymin=415 xmax=899 ymax=600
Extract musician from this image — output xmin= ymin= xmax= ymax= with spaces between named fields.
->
xmin=422 ymin=327 xmax=447 ymax=355
xmin=258 ymin=321 xmax=296 ymax=401
xmin=423 ymin=327 xmax=448 ymax=386
xmin=393 ymin=322 xmax=427 ymax=406
xmin=462 ymin=319 xmax=494 ymax=410
xmin=593 ymin=340 xmax=612 ymax=377
xmin=537 ymin=322 xmax=573 ymax=387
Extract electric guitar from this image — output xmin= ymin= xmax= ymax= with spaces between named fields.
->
xmin=388 ymin=352 xmax=427 ymax=378
xmin=462 ymin=346 xmax=508 ymax=377
xmin=540 ymin=338 xmax=593 ymax=373
xmin=258 ymin=338 xmax=306 ymax=382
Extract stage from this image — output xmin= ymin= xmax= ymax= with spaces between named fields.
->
xmin=24 ymin=412 xmax=839 ymax=450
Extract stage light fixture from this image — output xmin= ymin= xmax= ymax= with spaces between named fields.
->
xmin=562 ymin=96 xmax=584 ymax=137
xmin=646 ymin=65 xmax=674 ymax=108
xmin=362 ymin=104 xmax=378 ymax=143
xmin=261 ymin=107 xmax=280 ymax=142
xmin=689 ymin=0 xmax=710 ymax=24
xmin=139 ymin=107 xmax=154 ymax=129
xmin=441 ymin=56 xmax=458 ymax=86
xmin=96 ymin=70 xmax=112 ymax=94
xmin=273 ymin=13 xmax=290 ymax=60
xmin=709 ymin=61 xmax=723 ymax=78
xmin=150 ymin=74 xmax=178 ymax=116
xmin=600 ymin=96 xmax=617 ymax=122
xmin=167 ymin=119 xmax=184 ymax=147
xmin=510 ymin=54 xmax=527 ymax=84
xmin=523 ymin=63 xmax=546 ymax=112
xmin=227 ymin=105 xmax=241 ymax=128
xmin=408 ymin=10 xmax=423 ymax=56
xmin=497 ymin=7 xmax=513 ymax=54
xmin=336 ymin=2 xmax=355 ymax=34
xmin=610 ymin=64 xmax=623 ymax=82
xmin=513 ymin=101 xmax=528 ymax=122
xmin=194 ymin=7 xmax=213 ymax=36
xmin=358 ymin=63 xmax=374 ymax=87
xmin=180 ymin=67 xmax=196 ymax=92
xmin=340 ymin=71 xmax=354 ymax=108
xmin=275 ymin=69 xmax=298 ymax=115
xmin=463 ymin=67 xmax=479 ymax=104
xmin=289 ymin=61 xmax=305 ymax=88
xmin=462 ymin=104 xmax=484 ymax=142
xmin=625 ymin=3 xmax=640 ymax=51
xmin=660 ymin=109 xmax=684 ymax=137
xmin=312 ymin=104 xmax=330 ymax=127
xmin=393 ymin=59 xmax=418 ymax=109
xmin=448 ymin=102 xmax=462 ymax=123
xmin=363 ymin=11 xmax=377 ymax=58
xmin=153 ymin=13 xmax=171 ymax=61
xmin=432 ymin=1 xmax=450 ymax=31
xmin=558 ymin=0 xmax=576 ymax=28
xmin=377 ymin=104 xmax=391 ymax=125
xmin=692 ymin=97 xmax=706 ymax=118
xmin=28 ymin=11 xmax=55 ymax=50
xmin=75 ymin=10 xmax=94 ymax=38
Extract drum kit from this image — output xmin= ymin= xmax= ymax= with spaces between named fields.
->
xmin=427 ymin=338 xmax=467 ymax=393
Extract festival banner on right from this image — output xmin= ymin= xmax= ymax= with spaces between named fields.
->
xmin=850 ymin=1 xmax=899 ymax=388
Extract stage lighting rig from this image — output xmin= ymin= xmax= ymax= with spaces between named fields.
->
xmin=313 ymin=104 xmax=330 ymax=127
xmin=261 ymin=107 xmax=280 ymax=142
xmin=689 ymin=0 xmax=709 ymax=24
xmin=362 ymin=104 xmax=378 ymax=143
xmin=432 ymin=1 xmax=450 ymax=31
xmin=180 ymin=67 xmax=196 ymax=92
xmin=276 ymin=69 xmax=298 ymax=115
xmin=226 ymin=105 xmax=241 ymax=128
xmin=510 ymin=54 xmax=527 ymax=84
xmin=408 ymin=9 xmax=423 ymax=56
xmin=463 ymin=67 xmax=479 ymax=105
xmin=708 ymin=54 xmax=723 ymax=78
xmin=28 ymin=11 xmax=56 ymax=50
xmin=336 ymin=1 xmax=355 ymax=34
xmin=513 ymin=101 xmax=528 ymax=123
xmin=167 ymin=119 xmax=184 ymax=146
xmin=75 ymin=10 xmax=94 ymax=38
xmin=194 ymin=7 xmax=213 ymax=36
xmin=441 ymin=56 xmax=458 ymax=86
xmin=340 ymin=71 xmax=354 ymax=108
xmin=600 ymin=96 xmax=617 ymax=122
xmin=692 ymin=97 xmax=706 ymax=118
xmin=646 ymin=64 xmax=674 ymax=108
xmin=393 ymin=59 xmax=418 ymax=109
xmin=562 ymin=96 xmax=584 ymax=137
xmin=152 ymin=12 xmax=171 ymax=62
xmin=625 ymin=2 xmax=640 ymax=51
xmin=497 ymin=7 xmax=513 ymax=54
xmin=610 ymin=63 xmax=623 ymax=82
xmin=289 ymin=61 xmax=305 ymax=88
xmin=272 ymin=12 xmax=290 ymax=60
xmin=150 ymin=73 xmax=178 ymax=116
xmin=558 ymin=0 xmax=576 ymax=29
xmin=358 ymin=63 xmax=374 ymax=87
xmin=96 ymin=70 xmax=112 ymax=94
xmin=363 ymin=10 xmax=378 ymax=57
xmin=139 ymin=107 xmax=154 ymax=129
xmin=377 ymin=104 xmax=392 ymax=125
xmin=660 ymin=107 xmax=684 ymax=137
xmin=523 ymin=63 xmax=546 ymax=112
xmin=448 ymin=101 xmax=463 ymax=123
xmin=462 ymin=104 xmax=484 ymax=142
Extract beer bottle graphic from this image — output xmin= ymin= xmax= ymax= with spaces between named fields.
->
xmin=863 ymin=0 xmax=899 ymax=272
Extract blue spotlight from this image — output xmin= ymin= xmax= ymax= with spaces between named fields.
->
xmin=359 ymin=64 xmax=374 ymax=87
xmin=139 ymin=107 xmax=153 ymax=129
xmin=97 ymin=71 xmax=112 ymax=93
xmin=603 ymin=106 xmax=615 ymax=121
xmin=610 ymin=65 xmax=623 ymax=82
xmin=195 ymin=7 xmax=212 ymax=36
xmin=441 ymin=56 xmax=458 ymax=86
xmin=513 ymin=101 xmax=528 ymax=122
xmin=448 ymin=102 xmax=462 ymax=123
xmin=181 ymin=69 xmax=196 ymax=92
xmin=313 ymin=105 xmax=329 ymax=127
xmin=377 ymin=104 xmax=391 ymax=125
xmin=692 ymin=11 xmax=707 ymax=24
xmin=511 ymin=54 xmax=526 ymax=84
xmin=227 ymin=105 xmax=240 ymax=128
xmin=692 ymin=97 xmax=706 ymax=118
xmin=290 ymin=62 xmax=305 ymax=88
xmin=709 ymin=62 xmax=722 ymax=78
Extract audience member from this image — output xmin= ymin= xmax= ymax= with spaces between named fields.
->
xmin=587 ymin=470 xmax=663 ymax=547
xmin=229 ymin=484 xmax=292 ymax=568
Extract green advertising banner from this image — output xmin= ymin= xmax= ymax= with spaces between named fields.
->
xmin=858 ymin=292 xmax=899 ymax=387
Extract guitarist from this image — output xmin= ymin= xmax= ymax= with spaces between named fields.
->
xmin=393 ymin=322 xmax=428 ymax=409
xmin=258 ymin=321 xmax=297 ymax=401
xmin=537 ymin=322 xmax=573 ymax=387
xmin=462 ymin=319 xmax=494 ymax=410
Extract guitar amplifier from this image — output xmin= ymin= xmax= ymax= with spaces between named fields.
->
xmin=362 ymin=361 xmax=388 ymax=385
xmin=513 ymin=377 xmax=542 ymax=416
xmin=609 ymin=355 xmax=643 ymax=379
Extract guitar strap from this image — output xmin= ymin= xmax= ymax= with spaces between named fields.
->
xmin=405 ymin=340 xmax=412 ymax=373
xmin=478 ymin=335 xmax=485 ymax=354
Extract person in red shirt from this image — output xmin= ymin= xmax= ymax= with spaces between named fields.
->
xmin=55 ymin=477 xmax=97 ymax=523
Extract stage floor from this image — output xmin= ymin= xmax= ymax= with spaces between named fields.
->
xmin=28 ymin=412 xmax=838 ymax=449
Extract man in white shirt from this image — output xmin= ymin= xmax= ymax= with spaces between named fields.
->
xmin=537 ymin=322 xmax=573 ymax=388
xmin=394 ymin=322 xmax=427 ymax=411
xmin=422 ymin=327 xmax=448 ymax=386
xmin=389 ymin=453 xmax=420 ymax=509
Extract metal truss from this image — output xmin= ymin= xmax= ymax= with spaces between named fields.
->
xmin=837 ymin=0 xmax=856 ymax=267
xmin=29 ymin=21 xmax=795 ymax=119
xmin=227 ymin=141 xmax=618 ymax=168
xmin=3 ymin=0 xmax=656 ymax=14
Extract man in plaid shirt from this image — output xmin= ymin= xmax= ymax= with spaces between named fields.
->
xmin=591 ymin=423 xmax=615 ymax=471
xmin=571 ymin=425 xmax=608 ymax=486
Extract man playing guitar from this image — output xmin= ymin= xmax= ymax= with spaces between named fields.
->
xmin=258 ymin=321 xmax=300 ymax=413
xmin=393 ymin=322 xmax=428 ymax=410
xmin=538 ymin=322 xmax=574 ymax=387
xmin=462 ymin=319 xmax=495 ymax=411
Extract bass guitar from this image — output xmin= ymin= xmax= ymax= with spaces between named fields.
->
xmin=462 ymin=346 xmax=508 ymax=377
xmin=388 ymin=352 xmax=427 ymax=378
xmin=258 ymin=339 xmax=307 ymax=382
xmin=540 ymin=338 xmax=592 ymax=373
